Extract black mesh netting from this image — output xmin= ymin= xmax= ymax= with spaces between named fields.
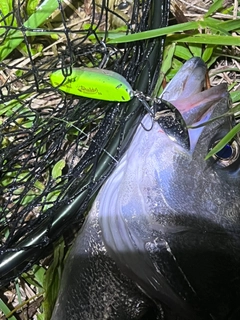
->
xmin=0 ymin=0 xmax=170 ymax=285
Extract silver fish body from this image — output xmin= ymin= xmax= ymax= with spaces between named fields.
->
xmin=51 ymin=58 xmax=240 ymax=320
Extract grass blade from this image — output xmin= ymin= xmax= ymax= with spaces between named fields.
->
xmin=168 ymin=34 xmax=240 ymax=46
xmin=0 ymin=0 xmax=63 ymax=61
xmin=108 ymin=21 xmax=201 ymax=43
xmin=205 ymin=123 xmax=240 ymax=160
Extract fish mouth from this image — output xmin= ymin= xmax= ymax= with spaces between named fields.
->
xmin=160 ymin=57 xmax=228 ymax=150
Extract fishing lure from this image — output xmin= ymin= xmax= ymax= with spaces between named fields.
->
xmin=50 ymin=68 xmax=134 ymax=102
xmin=50 ymin=67 xmax=190 ymax=149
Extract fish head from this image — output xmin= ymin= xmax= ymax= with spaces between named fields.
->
xmin=157 ymin=58 xmax=240 ymax=220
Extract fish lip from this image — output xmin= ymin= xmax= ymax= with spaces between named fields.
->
xmin=161 ymin=57 xmax=227 ymax=126
xmin=174 ymin=83 xmax=229 ymax=126
xmin=161 ymin=57 xmax=207 ymax=103
xmin=159 ymin=57 xmax=229 ymax=151
xmin=156 ymin=57 xmax=207 ymax=151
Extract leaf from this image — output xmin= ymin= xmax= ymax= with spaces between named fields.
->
xmin=188 ymin=43 xmax=202 ymax=58
xmin=109 ymin=17 xmax=240 ymax=45
xmin=26 ymin=0 xmax=41 ymax=16
xmin=204 ymin=0 xmax=225 ymax=18
xmin=168 ymin=34 xmax=240 ymax=46
xmin=230 ymin=91 xmax=240 ymax=103
xmin=0 ymin=0 xmax=17 ymax=27
xmin=220 ymin=19 xmax=240 ymax=32
xmin=153 ymin=43 xmax=176 ymax=97
xmin=32 ymin=265 xmax=46 ymax=288
xmin=173 ymin=43 xmax=192 ymax=60
xmin=22 ymin=265 xmax=46 ymax=288
xmin=43 ymin=238 xmax=65 ymax=320
xmin=52 ymin=159 xmax=66 ymax=179
xmin=0 ymin=298 xmax=17 ymax=320
xmin=202 ymin=45 xmax=215 ymax=62
xmin=109 ymin=21 xmax=201 ymax=43
xmin=0 ymin=0 xmax=64 ymax=61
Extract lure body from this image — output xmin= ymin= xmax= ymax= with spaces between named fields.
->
xmin=50 ymin=67 xmax=134 ymax=102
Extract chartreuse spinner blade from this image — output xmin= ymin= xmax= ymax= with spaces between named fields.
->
xmin=50 ymin=67 xmax=190 ymax=149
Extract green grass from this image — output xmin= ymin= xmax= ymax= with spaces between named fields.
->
xmin=0 ymin=0 xmax=239 ymax=319
xmin=0 ymin=0 xmax=63 ymax=60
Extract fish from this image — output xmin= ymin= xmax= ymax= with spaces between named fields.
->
xmin=51 ymin=57 xmax=240 ymax=320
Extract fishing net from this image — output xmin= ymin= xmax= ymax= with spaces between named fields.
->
xmin=0 ymin=0 xmax=170 ymax=286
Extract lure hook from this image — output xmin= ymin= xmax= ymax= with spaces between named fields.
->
xmin=134 ymin=90 xmax=190 ymax=150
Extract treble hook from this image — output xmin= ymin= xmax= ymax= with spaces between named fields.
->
xmin=135 ymin=91 xmax=190 ymax=150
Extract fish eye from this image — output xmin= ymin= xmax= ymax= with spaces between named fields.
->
xmin=212 ymin=140 xmax=239 ymax=167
